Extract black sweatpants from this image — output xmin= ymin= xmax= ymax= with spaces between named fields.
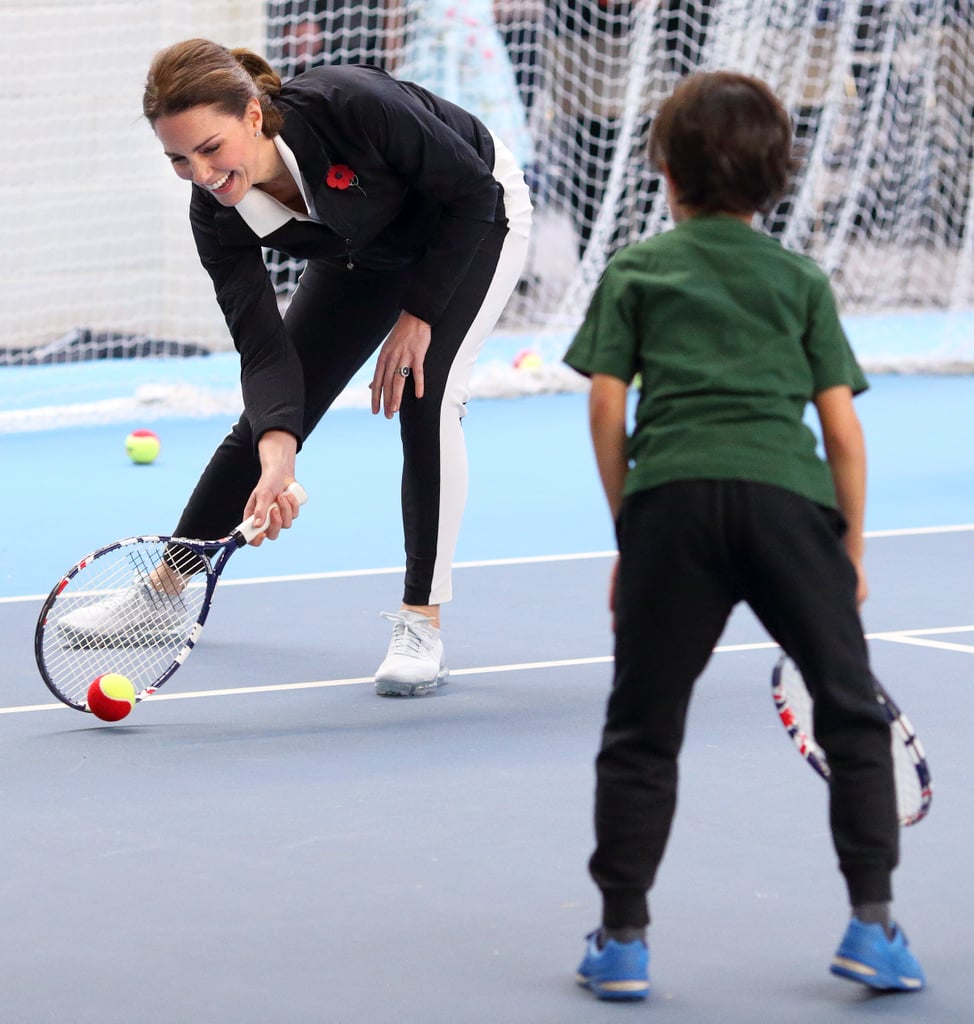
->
xmin=590 ymin=480 xmax=899 ymax=929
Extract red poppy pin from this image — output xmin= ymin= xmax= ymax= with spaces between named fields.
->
xmin=326 ymin=164 xmax=365 ymax=196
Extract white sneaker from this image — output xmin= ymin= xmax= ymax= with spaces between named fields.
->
xmin=374 ymin=610 xmax=449 ymax=696
xmin=58 ymin=582 xmax=189 ymax=648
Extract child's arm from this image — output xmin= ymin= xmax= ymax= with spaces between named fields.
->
xmin=814 ymin=384 xmax=868 ymax=604
xmin=589 ymin=373 xmax=630 ymax=520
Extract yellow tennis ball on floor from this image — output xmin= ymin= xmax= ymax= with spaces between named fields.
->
xmin=87 ymin=673 xmax=137 ymax=722
xmin=125 ymin=429 xmax=160 ymax=465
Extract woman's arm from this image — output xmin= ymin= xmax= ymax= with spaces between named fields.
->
xmin=245 ymin=428 xmax=301 ymax=544
xmin=190 ymin=189 xmax=306 ymax=448
xmin=189 ymin=190 xmax=304 ymax=538
xmin=370 ymin=310 xmax=431 ymax=418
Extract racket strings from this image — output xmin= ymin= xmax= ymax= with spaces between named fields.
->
xmin=38 ymin=541 xmax=209 ymax=708
xmin=889 ymin=714 xmax=932 ymax=826
xmin=772 ymin=662 xmax=827 ymax=770
xmin=163 ymin=540 xmax=208 ymax=579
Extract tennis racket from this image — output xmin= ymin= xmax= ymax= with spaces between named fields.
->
xmin=771 ymin=654 xmax=932 ymax=826
xmin=34 ymin=481 xmax=308 ymax=712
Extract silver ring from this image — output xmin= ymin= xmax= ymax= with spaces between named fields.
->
xmin=398 ymin=366 xmax=411 ymax=378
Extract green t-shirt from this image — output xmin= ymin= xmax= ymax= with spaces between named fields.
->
xmin=564 ymin=215 xmax=868 ymax=509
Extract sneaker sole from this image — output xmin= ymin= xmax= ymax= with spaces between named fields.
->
xmin=57 ymin=623 xmax=185 ymax=650
xmin=576 ymin=975 xmax=650 ymax=1001
xmin=375 ymin=667 xmax=449 ymax=697
xmin=830 ymin=957 xmax=924 ymax=991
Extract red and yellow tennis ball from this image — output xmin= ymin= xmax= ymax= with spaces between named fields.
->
xmin=125 ymin=428 xmax=160 ymax=465
xmin=513 ymin=348 xmax=543 ymax=371
xmin=86 ymin=673 xmax=137 ymax=722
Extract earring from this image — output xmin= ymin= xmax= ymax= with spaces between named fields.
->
xmin=255 ymin=129 xmax=262 ymax=137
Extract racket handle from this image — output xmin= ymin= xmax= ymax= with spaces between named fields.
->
xmin=236 ymin=481 xmax=309 ymax=544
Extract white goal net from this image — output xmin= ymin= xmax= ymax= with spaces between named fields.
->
xmin=1 ymin=0 xmax=972 ymax=368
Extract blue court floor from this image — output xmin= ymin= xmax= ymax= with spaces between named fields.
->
xmin=1 ymin=379 xmax=973 ymax=1022
xmin=2 ymin=375 xmax=973 ymax=599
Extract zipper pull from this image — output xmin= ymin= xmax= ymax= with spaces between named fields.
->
xmin=345 ymin=239 xmax=354 ymax=270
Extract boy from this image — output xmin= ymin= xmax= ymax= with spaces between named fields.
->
xmin=564 ymin=71 xmax=925 ymax=1002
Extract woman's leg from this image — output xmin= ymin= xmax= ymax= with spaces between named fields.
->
xmin=398 ymin=173 xmax=530 ymax=607
xmin=374 ymin=217 xmax=527 ymax=695
xmin=398 ymin=220 xmax=527 ymax=607
xmin=376 ymin=142 xmax=530 ymax=694
xmin=173 ymin=260 xmax=406 ymax=541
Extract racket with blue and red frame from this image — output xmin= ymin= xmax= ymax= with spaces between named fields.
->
xmin=34 ymin=482 xmax=308 ymax=712
xmin=771 ymin=654 xmax=932 ymax=826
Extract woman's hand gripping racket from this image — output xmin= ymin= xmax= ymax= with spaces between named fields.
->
xmin=771 ymin=654 xmax=932 ymax=826
xmin=34 ymin=482 xmax=308 ymax=712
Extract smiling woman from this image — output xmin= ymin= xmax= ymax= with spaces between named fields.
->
xmin=133 ymin=37 xmax=534 ymax=696
xmin=160 ymin=107 xmax=302 ymax=211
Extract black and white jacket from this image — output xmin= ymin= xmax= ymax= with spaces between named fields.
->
xmin=187 ymin=63 xmax=504 ymax=443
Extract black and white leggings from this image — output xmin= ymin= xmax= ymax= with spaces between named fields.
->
xmin=174 ymin=137 xmax=532 ymax=607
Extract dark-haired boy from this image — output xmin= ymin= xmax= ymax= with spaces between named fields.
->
xmin=565 ymin=71 xmax=925 ymax=1002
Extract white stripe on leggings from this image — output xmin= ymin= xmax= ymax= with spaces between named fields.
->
xmin=428 ymin=136 xmax=532 ymax=604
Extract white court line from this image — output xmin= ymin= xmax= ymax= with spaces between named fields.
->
xmin=0 ymin=550 xmax=620 ymax=605
xmin=867 ymin=523 xmax=974 ymax=538
xmin=219 ymin=550 xmax=622 ymax=588
xmin=6 ymin=626 xmax=972 ymax=716
xmin=870 ymin=635 xmax=974 ymax=654
xmin=869 ymin=624 xmax=974 ymax=654
xmin=3 ymin=523 xmax=973 ymax=606
xmin=2 ymin=645 xmax=769 ymax=715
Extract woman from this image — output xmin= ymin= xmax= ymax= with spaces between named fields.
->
xmin=139 ymin=38 xmax=532 ymax=695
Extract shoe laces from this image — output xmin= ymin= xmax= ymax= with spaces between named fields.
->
xmin=381 ymin=611 xmax=436 ymax=658
xmin=109 ymin=582 xmax=185 ymax=627
xmin=80 ymin=583 xmax=151 ymax=622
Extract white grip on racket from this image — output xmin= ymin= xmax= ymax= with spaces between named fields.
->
xmin=236 ymin=481 xmax=309 ymax=544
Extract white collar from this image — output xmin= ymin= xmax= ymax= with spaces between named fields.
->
xmin=234 ymin=135 xmax=316 ymax=238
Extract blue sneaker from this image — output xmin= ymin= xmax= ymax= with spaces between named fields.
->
xmin=576 ymin=930 xmax=650 ymax=1001
xmin=830 ymin=919 xmax=926 ymax=991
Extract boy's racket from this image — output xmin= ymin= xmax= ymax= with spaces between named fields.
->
xmin=34 ymin=482 xmax=308 ymax=712
xmin=771 ymin=654 xmax=932 ymax=826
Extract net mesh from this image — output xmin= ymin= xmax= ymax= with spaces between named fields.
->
xmin=37 ymin=539 xmax=211 ymax=708
xmin=1 ymin=1 xmax=972 ymax=374
xmin=520 ymin=0 xmax=974 ymax=338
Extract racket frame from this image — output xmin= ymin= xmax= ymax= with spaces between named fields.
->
xmin=771 ymin=654 xmax=932 ymax=826
xmin=35 ymin=533 xmax=238 ymax=709
xmin=34 ymin=482 xmax=307 ymax=712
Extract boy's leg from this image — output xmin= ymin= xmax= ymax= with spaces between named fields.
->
xmin=738 ymin=485 xmax=923 ymax=990
xmin=589 ymin=484 xmax=737 ymax=930
xmin=737 ymin=485 xmax=898 ymax=908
